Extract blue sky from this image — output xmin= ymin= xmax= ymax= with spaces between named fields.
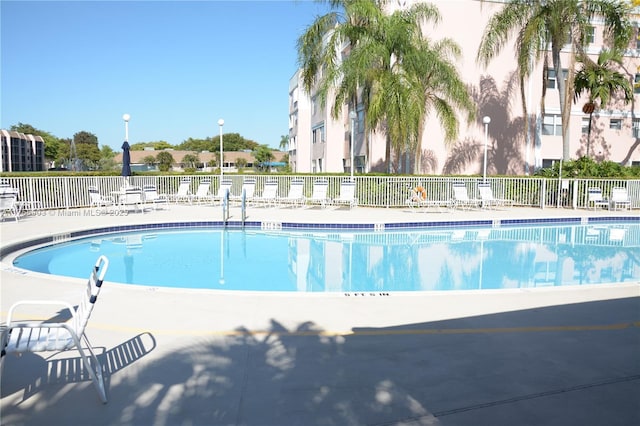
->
xmin=1 ymin=0 xmax=331 ymax=150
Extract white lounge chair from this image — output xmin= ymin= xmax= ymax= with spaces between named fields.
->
xmin=231 ymin=178 xmax=256 ymax=206
xmin=610 ymin=187 xmax=631 ymax=211
xmin=1 ymin=256 xmax=110 ymax=403
xmin=213 ymin=179 xmax=233 ymax=206
xmin=306 ymin=179 xmax=329 ymax=208
xmin=478 ymin=183 xmax=513 ymax=209
xmin=88 ymin=186 xmax=114 ymax=214
xmin=254 ymin=181 xmax=278 ymax=208
xmin=332 ymin=180 xmax=357 ymax=209
xmin=0 ymin=191 xmax=19 ymax=221
xmin=171 ymin=177 xmax=192 ymax=204
xmin=143 ymin=184 xmax=169 ymax=210
xmin=192 ymin=178 xmax=213 ymax=204
xmin=119 ymin=186 xmax=144 ymax=213
xmin=587 ymin=187 xmax=609 ymax=210
xmin=280 ymin=179 xmax=305 ymax=208
xmin=452 ymin=183 xmax=481 ymax=210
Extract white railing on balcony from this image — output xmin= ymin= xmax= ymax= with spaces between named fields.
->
xmin=0 ymin=175 xmax=638 ymax=211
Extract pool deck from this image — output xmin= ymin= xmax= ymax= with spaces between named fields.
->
xmin=1 ymin=204 xmax=639 ymax=426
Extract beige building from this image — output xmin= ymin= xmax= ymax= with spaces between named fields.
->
xmin=288 ymin=0 xmax=640 ymax=175
xmin=113 ymin=149 xmax=287 ymax=172
xmin=0 ymin=130 xmax=46 ymax=172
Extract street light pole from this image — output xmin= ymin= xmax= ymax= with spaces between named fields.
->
xmin=123 ymin=114 xmax=130 ymax=142
xmin=482 ymin=116 xmax=491 ymax=183
xmin=349 ymin=110 xmax=357 ymax=181
xmin=218 ymin=118 xmax=224 ymax=180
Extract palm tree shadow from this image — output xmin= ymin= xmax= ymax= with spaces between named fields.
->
xmin=444 ymin=73 xmax=526 ymax=175
xmin=3 ymin=297 xmax=639 ymax=425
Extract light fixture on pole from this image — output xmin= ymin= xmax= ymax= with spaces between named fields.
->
xmin=123 ymin=114 xmax=130 ymax=142
xmin=482 ymin=116 xmax=491 ymax=183
xmin=218 ymin=118 xmax=224 ymax=180
xmin=349 ymin=110 xmax=357 ymax=181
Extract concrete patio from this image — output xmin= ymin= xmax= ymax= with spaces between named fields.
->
xmin=1 ymin=204 xmax=639 ymax=426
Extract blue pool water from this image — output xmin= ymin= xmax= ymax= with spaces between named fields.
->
xmin=12 ymin=223 xmax=640 ymax=292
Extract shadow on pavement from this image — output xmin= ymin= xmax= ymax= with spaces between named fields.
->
xmin=1 ymin=298 xmax=638 ymax=426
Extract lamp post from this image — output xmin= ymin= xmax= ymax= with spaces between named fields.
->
xmin=218 ymin=118 xmax=224 ymax=180
xmin=123 ymin=114 xmax=130 ymax=142
xmin=482 ymin=116 xmax=491 ymax=183
xmin=349 ymin=110 xmax=357 ymax=181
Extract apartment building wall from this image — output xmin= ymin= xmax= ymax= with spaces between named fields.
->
xmin=290 ymin=0 xmax=640 ymax=175
xmin=0 ymin=129 xmax=46 ymax=172
xmin=289 ymin=70 xmax=313 ymax=172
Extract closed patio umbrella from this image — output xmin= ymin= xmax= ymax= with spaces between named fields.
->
xmin=121 ymin=141 xmax=132 ymax=185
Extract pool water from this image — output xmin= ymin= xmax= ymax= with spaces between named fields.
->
xmin=12 ymin=223 xmax=640 ymax=292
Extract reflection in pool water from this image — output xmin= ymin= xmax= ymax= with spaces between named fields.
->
xmin=13 ymin=223 xmax=640 ymax=292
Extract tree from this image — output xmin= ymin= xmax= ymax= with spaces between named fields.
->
xmin=156 ymin=151 xmax=174 ymax=172
xmin=182 ymin=153 xmax=200 ymax=169
xmin=176 ymin=138 xmax=215 ymax=152
xmin=298 ymin=0 xmax=473 ymax=173
xmin=236 ymin=157 xmax=248 ymax=170
xmin=142 ymin=155 xmax=157 ymax=167
xmin=573 ymin=48 xmax=633 ymax=156
xmin=73 ymin=131 xmax=101 ymax=169
xmin=97 ymin=145 xmax=117 ymax=171
xmin=252 ymin=145 xmax=274 ymax=171
xmin=279 ymin=135 xmax=289 ymax=151
xmin=477 ymin=0 xmax=633 ymax=161
xmin=130 ymin=141 xmax=173 ymax=151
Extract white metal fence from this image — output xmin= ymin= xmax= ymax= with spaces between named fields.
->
xmin=1 ymin=175 xmax=639 ymax=210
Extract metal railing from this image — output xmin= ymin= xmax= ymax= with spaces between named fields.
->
xmin=0 ymin=175 xmax=638 ymax=211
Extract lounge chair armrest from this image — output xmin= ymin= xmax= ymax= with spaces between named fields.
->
xmin=6 ymin=300 xmax=76 ymax=326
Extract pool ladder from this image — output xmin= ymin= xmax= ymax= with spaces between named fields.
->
xmin=221 ymin=188 xmax=247 ymax=228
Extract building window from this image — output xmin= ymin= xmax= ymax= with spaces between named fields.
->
xmin=609 ymin=119 xmax=622 ymax=130
xmin=312 ymin=125 xmax=325 ymax=144
xmin=542 ymin=114 xmax=562 ymax=136
xmin=581 ymin=117 xmax=590 ymax=134
xmin=584 ymin=26 xmax=595 ymax=44
xmin=542 ymin=159 xmax=560 ymax=169
xmin=635 ymin=74 xmax=640 ymax=94
xmin=633 ymin=118 xmax=640 ymax=139
xmin=546 ymin=68 xmax=568 ymax=89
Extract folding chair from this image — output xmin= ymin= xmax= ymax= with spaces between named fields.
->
xmin=1 ymin=256 xmax=110 ymax=403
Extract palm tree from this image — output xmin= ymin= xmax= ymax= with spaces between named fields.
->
xmin=358 ymin=7 xmax=474 ymax=173
xmin=279 ymin=135 xmax=289 ymax=151
xmin=477 ymin=0 xmax=633 ymax=161
xmin=573 ymin=48 xmax=633 ymax=157
xmin=298 ymin=0 xmax=473 ymax=173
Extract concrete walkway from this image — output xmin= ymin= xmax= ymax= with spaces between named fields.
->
xmin=1 ymin=204 xmax=639 ymax=426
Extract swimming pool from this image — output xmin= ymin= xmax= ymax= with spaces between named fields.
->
xmin=12 ymin=221 xmax=640 ymax=292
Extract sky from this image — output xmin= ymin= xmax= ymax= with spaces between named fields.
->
xmin=1 ymin=0 xmax=332 ymax=150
